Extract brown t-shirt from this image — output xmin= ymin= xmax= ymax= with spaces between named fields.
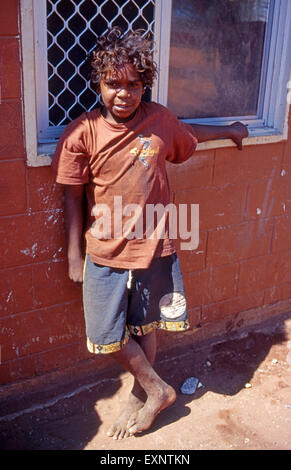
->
xmin=52 ymin=102 xmax=197 ymax=268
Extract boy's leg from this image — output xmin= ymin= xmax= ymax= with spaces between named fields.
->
xmin=107 ymin=330 xmax=157 ymax=439
xmin=108 ymin=254 xmax=187 ymax=437
xmin=111 ymin=334 xmax=176 ymax=436
xmin=131 ymin=329 xmax=157 ymax=398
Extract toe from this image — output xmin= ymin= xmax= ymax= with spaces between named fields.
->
xmin=128 ymin=424 xmax=138 ymax=436
xmin=106 ymin=426 xmax=116 ymax=437
xmin=118 ymin=428 xmax=129 ymax=440
xmin=113 ymin=429 xmax=121 ymax=440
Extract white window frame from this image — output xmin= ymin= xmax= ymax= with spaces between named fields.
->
xmin=152 ymin=0 xmax=291 ymax=147
xmin=21 ymin=0 xmax=291 ymax=166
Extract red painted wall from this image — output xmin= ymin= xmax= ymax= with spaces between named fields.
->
xmin=0 ymin=1 xmax=291 ymax=389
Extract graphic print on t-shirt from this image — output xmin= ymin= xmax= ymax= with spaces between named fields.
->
xmin=129 ymin=134 xmax=160 ymax=170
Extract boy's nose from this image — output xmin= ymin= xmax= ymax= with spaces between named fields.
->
xmin=117 ymin=87 xmax=130 ymax=98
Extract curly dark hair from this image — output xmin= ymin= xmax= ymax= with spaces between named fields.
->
xmin=89 ymin=27 xmax=158 ymax=92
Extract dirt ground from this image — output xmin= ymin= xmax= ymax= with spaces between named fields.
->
xmin=1 ymin=312 xmax=291 ymax=451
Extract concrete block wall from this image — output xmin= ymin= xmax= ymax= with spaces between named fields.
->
xmin=169 ymin=137 xmax=291 ymax=330
xmin=0 ymin=1 xmax=291 ymax=391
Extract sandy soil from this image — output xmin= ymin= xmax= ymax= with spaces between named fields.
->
xmin=1 ymin=313 xmax=291 ymax=451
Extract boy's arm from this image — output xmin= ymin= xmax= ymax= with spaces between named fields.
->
xmin=64 ymin=184 xmax=85 ymax=283
xmin=191 ymin=121 xmax=248 ymax=150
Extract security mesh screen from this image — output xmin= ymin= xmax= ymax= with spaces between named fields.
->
xmin=47 ymin=0 xmax=155 ymax=126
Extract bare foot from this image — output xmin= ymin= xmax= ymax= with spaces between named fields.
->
xmin=107 ymin=393 xmax=145 ymax=440
xmin=127 ymin=384 xmax=176 ymax=435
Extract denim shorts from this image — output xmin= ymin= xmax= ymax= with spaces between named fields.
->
xmin=83 ymin=253 xmax=189 ymax=354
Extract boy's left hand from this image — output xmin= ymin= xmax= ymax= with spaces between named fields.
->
xmin=229 ymin=122 xmax=249 ymax=150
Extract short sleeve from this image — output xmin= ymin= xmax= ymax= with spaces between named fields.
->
xmin=165 ymin=111 xmax=198 ymax=164
xmin=52 ymin=114 xmax=90 ymax=185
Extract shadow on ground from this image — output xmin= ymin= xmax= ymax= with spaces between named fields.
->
xmin=145 ymin=326 xmax=287 ymax=436
xmin=0 ymin=367 xmax=122 ymax=450
xmin=0 ymin=313 xmax=290 ymax=450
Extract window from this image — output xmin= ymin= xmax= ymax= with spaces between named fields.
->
xmin=153 ymin=0 xmax=291 ymax=139
xmin=21 ymin=0 xmax=155 ymax=165
xmin=21 ymin=0 xmax=291 ymax=166
xmin=45 ymin=0 xmax=155 ymax=137
xmin=168 ymin=0 xmax=272 ymax=119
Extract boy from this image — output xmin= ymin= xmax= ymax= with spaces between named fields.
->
xmin=52 ymin=27 xmax=248 ymax=440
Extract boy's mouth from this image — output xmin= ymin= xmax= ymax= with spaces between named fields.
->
xmin=114 ymin=103 xmax=133 ymax=110
xmin=113 ymin=103 xmax=136 ymax=116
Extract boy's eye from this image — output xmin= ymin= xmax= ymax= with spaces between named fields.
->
xmin=105 ymin=81 xmax=142 ymax=90
xmin=130 ymin=82 xmax=142 ymax=88
xmin=106 ymin=81 xmax=119 ymax=89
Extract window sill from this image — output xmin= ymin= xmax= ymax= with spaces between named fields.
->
xmin=28 ymin=126 xmax=288 ymax=167
xmin=197 ymin=127 xmax=288 ymax=152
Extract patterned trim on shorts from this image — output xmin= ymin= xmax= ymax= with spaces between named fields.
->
xmin=86 ymin=320 xmax=190 ymax=354
xmin=87 ymin=328 xmax=130 ymax=354
xmin=128 ymin=319 xmax=190 ymax=336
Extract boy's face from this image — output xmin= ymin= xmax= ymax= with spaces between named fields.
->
xmin=100 ymin=63 xmax=144 ymax=124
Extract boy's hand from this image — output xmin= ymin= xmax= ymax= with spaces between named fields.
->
xmin=191 ymin=121 xmax=248 ymax=149
xmin=68 ymin=257 xmax=84 ymax=283
xmin=229 ymin=122 xmax=249 ymax=150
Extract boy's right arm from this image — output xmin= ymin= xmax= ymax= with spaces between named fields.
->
xmin=64 ymin=184 xmax=85 ymax=283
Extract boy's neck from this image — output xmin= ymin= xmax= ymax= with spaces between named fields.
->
xmin=101 ymin=105 xmax=140 ymax=124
